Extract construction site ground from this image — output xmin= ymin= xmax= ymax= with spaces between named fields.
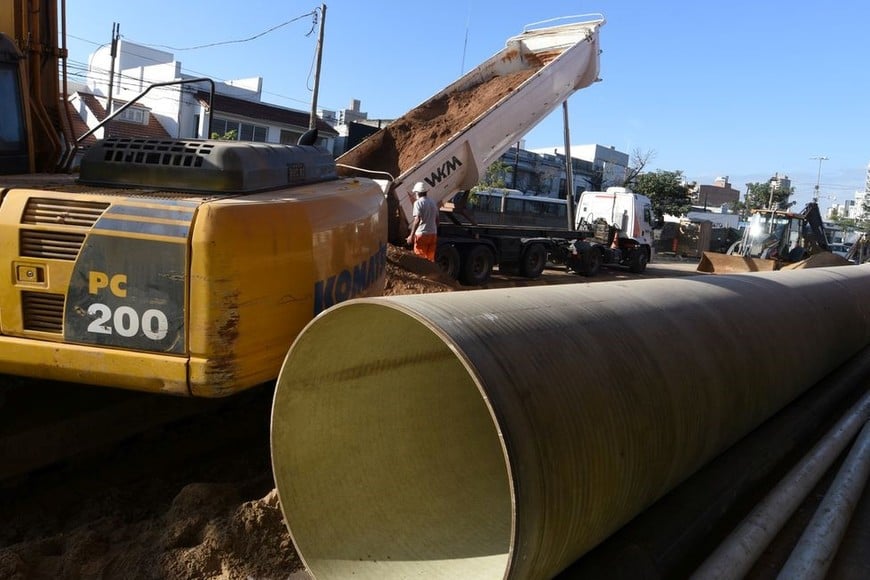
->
xmin=4 ymin=249 xmax=862 ymax=580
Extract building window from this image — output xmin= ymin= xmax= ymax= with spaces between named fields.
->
xmin=113 ymin=105 xmax=148 ymax=125
xmin=280 ymin=129 xmax=301 ymax=145
xmin=212 ymin=117 xmax=268 ymax=142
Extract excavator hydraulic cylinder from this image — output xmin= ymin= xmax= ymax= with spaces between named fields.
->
xmin=270 ymin=265 xmax=870 ymax=580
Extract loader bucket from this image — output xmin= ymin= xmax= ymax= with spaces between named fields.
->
xmin=697 ymin=251 xmax=777 ymax=274
xmin=779 ymin=251 xmax=853 ymax=270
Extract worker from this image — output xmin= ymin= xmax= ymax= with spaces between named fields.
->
xmin=406 ymin=181 xmax=439 ymax=261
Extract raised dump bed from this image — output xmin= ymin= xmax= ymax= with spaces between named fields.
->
xmin=336 ymin=15 xmax=605 ymax=236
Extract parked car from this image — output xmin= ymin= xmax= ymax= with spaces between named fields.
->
xmin=828 ymin=243 xmax=853 ymax=261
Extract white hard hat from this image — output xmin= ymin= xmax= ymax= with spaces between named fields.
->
xmin=412 ymin=181 xmax=428 ymax=194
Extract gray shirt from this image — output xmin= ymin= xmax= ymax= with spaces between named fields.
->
xmin=412 ymin=195 xmax=438 ymax=235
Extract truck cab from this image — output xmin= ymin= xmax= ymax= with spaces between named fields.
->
xmin=574 ymin=187 xmax=655 ymax=248
xmin=565 ymin=187 xmax=654 ymax=276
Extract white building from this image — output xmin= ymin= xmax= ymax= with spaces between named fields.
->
xmin=531 ymin=144 xmax=629 ymax=189
xmin=74 ymin=39 xmax=337 ymax=150
xmin=825 ymin=161 xmax=870 ymax=220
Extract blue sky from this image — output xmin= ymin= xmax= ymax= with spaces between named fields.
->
xmin=65 ymin=1 xmax=870 ymax=212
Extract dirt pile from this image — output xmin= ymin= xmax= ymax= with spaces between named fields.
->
xmin=1 ymin=485 xmax=298 ymax=580
xmin=385 ymin=243 xmax=459 ymax=295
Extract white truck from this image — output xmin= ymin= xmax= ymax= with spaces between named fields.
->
xmin=563 ymin=187 xmax=655 ymax=275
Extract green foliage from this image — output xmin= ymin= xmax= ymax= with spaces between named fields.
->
xmin=210 ymin=129 xmax=238 ymax=141
xmin=473 ymin=160 xmax=512 ymax=192
xmin=470 ymin=160 xmax=513 ymax=203
xmin=745 ymin=180 xmax=792 ymax=210
xmin=633 ymin=170 xmax=692 ymax=222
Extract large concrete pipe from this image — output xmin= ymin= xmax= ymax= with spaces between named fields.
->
xmin=270 ymin=265 xmax=870 ymax=580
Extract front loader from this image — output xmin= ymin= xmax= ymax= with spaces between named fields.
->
xmin=697 ymin=202 xmax=851 ymax=273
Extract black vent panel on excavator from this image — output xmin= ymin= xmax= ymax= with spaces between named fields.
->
xmin=78 ymin=138 xmax=338 ymax=194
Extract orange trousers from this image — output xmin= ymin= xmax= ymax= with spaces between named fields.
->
xmin=413 ymin=234 xmax=437 ymax=261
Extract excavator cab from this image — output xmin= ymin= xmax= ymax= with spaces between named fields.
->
xmin=740 ymin=211 xmax=804 ymax=261
xmin=0 ymin=33 xmax=29 ymax=174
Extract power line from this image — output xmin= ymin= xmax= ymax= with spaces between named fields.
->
xmin=64 ymin=10 xmax=327 ymax=110
xmin=134 ymin=11 xmax=317 ymax=51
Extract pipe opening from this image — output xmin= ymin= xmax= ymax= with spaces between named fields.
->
xmin=271 ymin=302 xmax=513 ymax=579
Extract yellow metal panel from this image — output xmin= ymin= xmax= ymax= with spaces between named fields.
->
xmin=187 ymin=178 xmax=386 ymax=397
xmin=0 ymin=335 xmax=188 ymax=394
xmin=0 ymin=190 xmax=77 ymax=337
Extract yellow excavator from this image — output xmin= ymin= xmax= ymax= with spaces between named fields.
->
xmin=697 ymin=201 xmax=852 ymax=273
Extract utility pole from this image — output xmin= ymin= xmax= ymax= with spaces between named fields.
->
xmin=562 ymin=101 xmax=575 ymax=230
xmin=309 ymin=4 xmax=326 ymax=131
xmin=106 ymin=23 xmax=120 ymax=123
xmin=811 ymin=155 xmax=829 ymax=202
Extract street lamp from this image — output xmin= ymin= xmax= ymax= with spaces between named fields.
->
xmin=811 ymin=155 xmax=829 ymax=202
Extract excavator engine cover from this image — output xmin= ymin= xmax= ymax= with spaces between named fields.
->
xmin=79 ymin=138 xmax=338 ymax=193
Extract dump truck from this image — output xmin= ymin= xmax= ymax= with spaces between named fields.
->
xmin=697 ymin=201 xmax=851 ymax=273
xmin=337 ymin=17 xmax=605 ymax=285
xmin=0 ymin=0 xmax=606 ymax=396
xmin=429 ymin=186 xmax=655 ymax=282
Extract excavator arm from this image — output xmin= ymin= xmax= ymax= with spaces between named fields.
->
xmin=799 ymin=201 xmax=829 ymax=251
xmin=0 ymin=0 xmax=70 ymax=174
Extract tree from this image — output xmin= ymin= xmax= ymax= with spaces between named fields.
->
xmin=744 ymin=180 xmax=793 ymax=211
xmin=473 ymin=160 xmax=512 ymax=192
xmin=633 ymin=170 xmax=692 ymax=222
xmin=621 ymin=148 xmax=655 ymax=190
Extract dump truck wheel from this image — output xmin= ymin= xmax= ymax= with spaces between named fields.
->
xmin=461 ymin=245 xmax=495 ymax=285
xmin=519 ymin=243 xmax=547 ymax=278
xmin=436 ymin=244 xmax=461 ymax=279
xmin=581 ymin=248 xmax=601 ymax=277
xmin=629 ymin=249 xmax=648 ymax=274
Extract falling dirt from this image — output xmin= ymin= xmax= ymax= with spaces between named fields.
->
xmin=337 ymin=69 xmax=538 ymax=180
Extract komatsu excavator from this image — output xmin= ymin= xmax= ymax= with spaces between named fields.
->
xmin=0 ymin=0 xmax=605 ymax=397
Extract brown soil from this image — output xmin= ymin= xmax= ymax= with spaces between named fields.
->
xmin=337 ymin=69 xmax=537 ymax=180
xmin=384 ymin=243 xmax=459 ymax=294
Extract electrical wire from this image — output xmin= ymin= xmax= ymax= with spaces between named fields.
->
xmin=134 ymin=11 xmax=317 ymax=51
xmin=65 ymin=9 xmax=328 ymax=110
